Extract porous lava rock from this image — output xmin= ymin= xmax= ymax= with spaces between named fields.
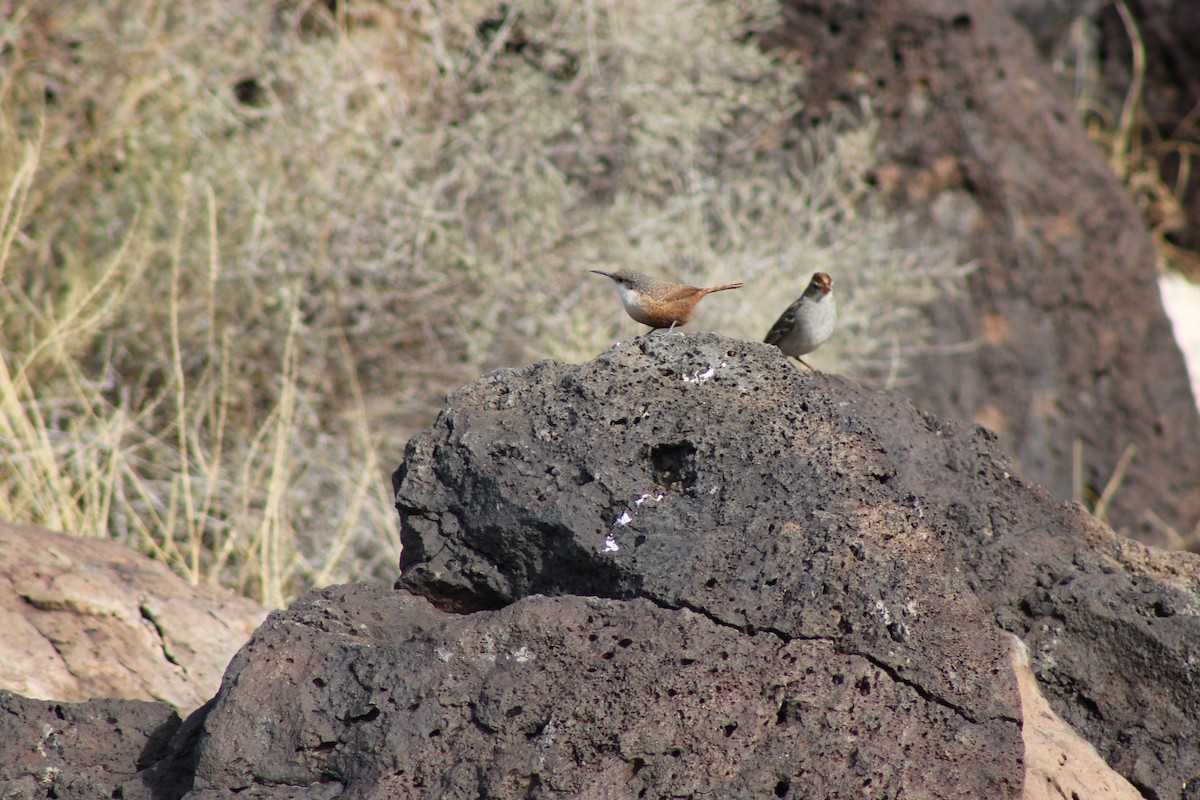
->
xmin=188 ymin=584 xmax=1016 ymax=798
xmin=180 ymin=331 xmax=1030 ymax=798
xmin=395 ymin=332 xmax=1200 ymax=799
xmin=0 ymin=689 xmax=189 ymax=800
xmin=4 ymin=333 xmax=1197 ymax=798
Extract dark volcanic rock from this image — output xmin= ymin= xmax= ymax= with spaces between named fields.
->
xmin=394 ymin=337 xmax=1019 ymax=732
xmin=164 ymin=333 xmax=1028 ymax=799
xmin=24 ymin=333 xmax=1198 ymax=798
xmin=395 ymin=333 xmax=1200 ymax=799
xmin=766 ymin=0 xmax=1200 ymax=545
xmin=800 ymin=344 xmax=1200 ymax=798
xmin=189 ymin=584 xmax=1014 ymax=798
xmin=392 ymin=333 xmax=1031 ymax=796
xmin=0 ymin=689 xmax=187 ymax=800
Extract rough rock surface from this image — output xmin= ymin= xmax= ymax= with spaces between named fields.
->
xmin=191 ymin=584 xmax=1017 ymax=798
xmin=395 ymin=334 xmax=1200 ymax=798
xmin=835 ymin=353 xmax=1200 ymax=795
xmin=766 ymin=0 xmax=1200 ymax=544
xmin=0 ymin=689 xmax=189 ymax=800
xmin=0 ymin=522 xmax=267 ymax=713
xmin=3 ymin=333 xmax=1197 ymax=798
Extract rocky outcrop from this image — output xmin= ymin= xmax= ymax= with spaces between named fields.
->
xmin=0 ymin=523 xmax=267 ymax=713
xmin=392 ymin=333 xmax=1200 ymax=798
xmin=3 ymin=333 xmax=1197 ymax=798
xmin=765 ymin=0 xmax=1200 ymax=545
xmin=0 ymin=597 xmax=1141 ymax=800
xmin=194 ymin=585 xmax=1019 ymax=798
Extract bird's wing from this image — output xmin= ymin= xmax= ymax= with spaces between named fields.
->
xmin=763 ymin=299 xmax=801 ymax=344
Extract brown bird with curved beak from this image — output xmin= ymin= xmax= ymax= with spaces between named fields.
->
xmin=764 ymin=272 xmax=837 ymax=368
xmin=590 ymin=269 xmax=744 ymax=332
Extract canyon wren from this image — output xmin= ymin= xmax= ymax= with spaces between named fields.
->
xmin=590 ymin=269 xmax=744 ymax=332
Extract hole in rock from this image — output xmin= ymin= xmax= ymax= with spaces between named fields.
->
xmin=648 ymin=441 xmax=698 ymax=490
xmin=526 ymin=718 xmax=551 ymax=738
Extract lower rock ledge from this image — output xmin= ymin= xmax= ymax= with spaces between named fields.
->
xmin=185 ymin=583 xmax=1021 ymax=799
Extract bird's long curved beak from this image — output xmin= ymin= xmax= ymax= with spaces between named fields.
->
xmin=589 ymin=269 xmax=615 ymax=279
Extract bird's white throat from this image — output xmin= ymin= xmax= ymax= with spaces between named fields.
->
xmin=615 ymin=283 xmax=645 ymax=313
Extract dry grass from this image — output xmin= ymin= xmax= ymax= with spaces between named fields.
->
xmin=1049 ymin=2 xmax=1199 ymax=547
xmin=1 ymin=0 xmax=970 ymax=605
xmin=1055 ymin=0 xmax=1200 ymax=279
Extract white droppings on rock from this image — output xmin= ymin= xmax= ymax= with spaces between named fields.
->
xmin=681 ymin=362 xmax=726 ymax=383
